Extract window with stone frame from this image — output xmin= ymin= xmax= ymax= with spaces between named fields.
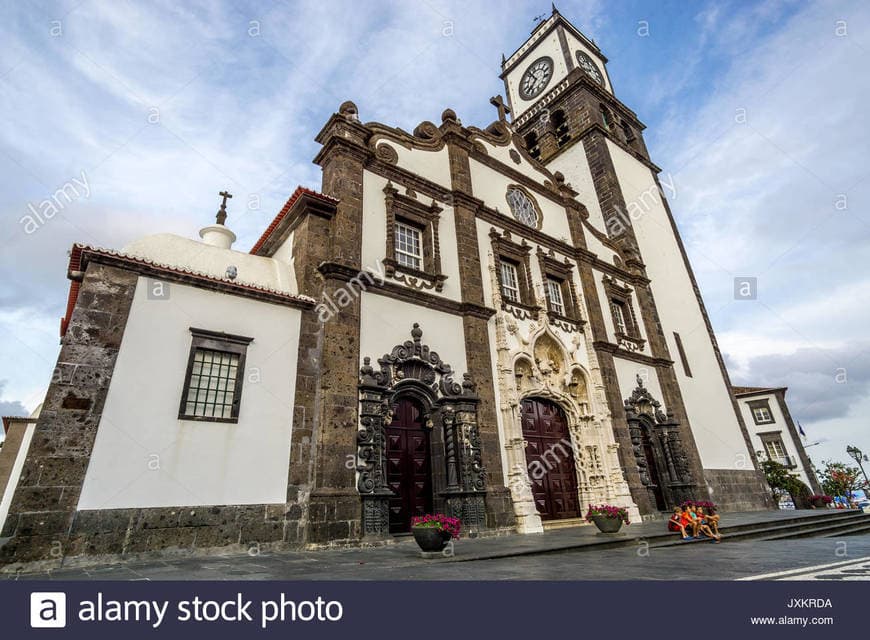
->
xmin=505 ymin=184 xmax=543 ymax=229
xmin=602 ymin=275 xmax=644 ymax=350
xmin=179 ymin=328 xmax=253 ymax=423
xmin=759 ymin=432 xmax=794 ymax=468
xmin=537 ymin=249 xmax=583 ymax=330
xmin=749 ymin=398 xmax=775 ymax=425
xmin=490 ymin=228 xmax=537 ymax=317
xmin=383 ymin=182 xmax=446 ymax=292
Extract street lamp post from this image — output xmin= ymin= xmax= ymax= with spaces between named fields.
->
xmin=845 ymin=445 xmax=870 ymax=503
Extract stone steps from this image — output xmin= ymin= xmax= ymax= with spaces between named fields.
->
xmin=655 ymin=510 xmax=870 ymax=548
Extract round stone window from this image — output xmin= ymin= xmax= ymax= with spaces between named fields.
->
xmin=506 ymin=187 xmax=540 ymax=228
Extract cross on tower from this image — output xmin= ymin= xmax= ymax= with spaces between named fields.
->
xmin=216 ymin=190 xmax=233 ymax=225
xmin=489 ymin=95 xmax=511 ymax=123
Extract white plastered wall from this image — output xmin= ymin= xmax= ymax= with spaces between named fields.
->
xmin=738 ymin=394 xmax=814 ymax=489
xmin=359 ymin=292 xmax=467 ymax=375
xmin=606 ymin=140 xmax=751 ymax=469
xmin=78 ymin=278 xmax=301 ymax=509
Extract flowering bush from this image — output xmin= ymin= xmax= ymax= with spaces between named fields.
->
xmin=809 ymin=494 xmax=834 ymax=504
xmin=680 ymin=500 xmax=718 ymax=512
xmin=411 ymin=513 xmax=461 ymax=539
xmin=585 ymin=504 xmax=630 ymax=525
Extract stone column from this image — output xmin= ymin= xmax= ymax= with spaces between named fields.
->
xmin=0 ymin=263 xmax=138 ymax=566
xmin=442 ymin=115 xmax=515 ymax=531
xmin=302 ymin=102 xmax=371 ymax=543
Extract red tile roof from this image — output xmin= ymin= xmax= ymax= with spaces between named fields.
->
xmin=249 ymin=186 xmax=337 ymax=255
xmin=58 ymin=244 xmax=315 ymax=337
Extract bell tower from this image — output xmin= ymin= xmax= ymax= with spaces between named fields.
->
xmin=501 ymin=7 xmax=772 ymax=514
xmin=502 ymin=7 xmax=649 ymax=172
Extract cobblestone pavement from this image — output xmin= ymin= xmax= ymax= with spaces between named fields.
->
xmin=4 ymin=533 xmax=870 ymax=581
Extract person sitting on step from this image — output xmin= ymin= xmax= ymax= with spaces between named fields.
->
xmin=680 ymin=505 xmax=700 ymax=538
xmin=696 ymin=506 xmax=720 ymax=536
xmin=668 ymin=506 xmax=692 ymax=539
xmin=691 ymin=505 xmax=722 ymax=542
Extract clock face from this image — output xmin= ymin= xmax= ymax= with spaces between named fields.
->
xmin=575 ymin=51 xmax=604 ymax=86
xmin=519 ymin=57 xmax=553 ymax=100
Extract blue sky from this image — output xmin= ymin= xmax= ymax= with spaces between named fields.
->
xmin=1 ymin=0 xmax=868 ymax=468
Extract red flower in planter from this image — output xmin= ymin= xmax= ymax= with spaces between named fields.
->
xmin=411 ymin=513 xmax=462 ymax=539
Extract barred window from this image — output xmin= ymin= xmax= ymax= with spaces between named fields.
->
xmin=179 ymin=328 xmax=253 ymax=423
xmin=500 ymin=261 xmax=520 ymax=302
xmin=395 ymin=221 xmax=422 ymax=270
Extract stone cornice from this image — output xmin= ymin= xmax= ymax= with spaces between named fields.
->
xmin=593 ymin=341 xmax=673 ymax=368
xmin=318 ymin=261 xmax=496 ymax=319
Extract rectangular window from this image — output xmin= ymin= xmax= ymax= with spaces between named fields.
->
xmin=753 ymin=406 xmax=773 ymax=424
xmin=610 ymin=300 xmax=627 ymax=335
xmin=546 ymin=278 xmax=565 ymax=316
xmin=500 ymin=261 xmax=520 ymax=302
xmin=179 ymin=328 xmax=253 ymax=423
xmin=764 ymin=439 xmax=787 ymax=460
xmin=394 ymin=221 xmax=422 ymax=271
xmin=673 ymin=332 xmax=692 ymax=378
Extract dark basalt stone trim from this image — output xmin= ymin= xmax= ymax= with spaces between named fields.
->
xmin=773 ymin=389 xmax=822 ymax=494
xmin=0 ymin=264 xmax=138 ymax=566
xmin=703 ymin=469 xmax=773 ymax=512
xmin=80 ymin=252 xmax=314 ymax=311
xmin=593 ymin=341 xmax=673 ymax=368
xmin=556 ymin=24 xmax=575 ymax=73
xmin=319 ymin=261 xmax=496 ymax=320
xmin=253 ymin=191 xmax=338 ymax=257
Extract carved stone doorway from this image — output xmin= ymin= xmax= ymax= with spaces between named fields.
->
xmin=520 ymin=398 xmax=581 ymax=521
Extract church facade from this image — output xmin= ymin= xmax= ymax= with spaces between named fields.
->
xmin=1 ymin=9 xmax=772 ymax=566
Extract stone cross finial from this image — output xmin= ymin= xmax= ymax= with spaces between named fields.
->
xmin=216 ymin=190 xmax=233 ymax=225
xmin=490 ymin=95 xmax=511 ymax=123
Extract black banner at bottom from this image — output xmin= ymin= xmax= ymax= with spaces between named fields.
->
xmin=2 ymin=581 xmax=856 ymax=638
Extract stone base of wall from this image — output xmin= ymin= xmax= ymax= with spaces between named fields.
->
xmin=0 ymin=503 xmax=288 ymax=572
xmin=485 ymin=485 xmax=517 ymax=531
xmin=305 ymin=488 xmax=362 ymax=545
xmin=704 ymin=469 xmax=775 ymax=512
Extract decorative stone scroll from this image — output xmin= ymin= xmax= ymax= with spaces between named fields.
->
xmin=357 ymin=323 xmax=488 ymax=536
xmin=623 ymin=375 xmax=696 ymax=507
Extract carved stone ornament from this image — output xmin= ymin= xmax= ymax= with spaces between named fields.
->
xmin=358 ymin=323 xmax=488 ymax=536
xmin=623 ymin=375 xmax=696 ymax=506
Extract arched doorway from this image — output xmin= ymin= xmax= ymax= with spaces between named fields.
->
xmin=386 ymin=397 xmax=433 ymax=533
xmin=520 ymin=398 xmax=580 ymax=521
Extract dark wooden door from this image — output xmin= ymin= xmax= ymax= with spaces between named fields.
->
xmin=386 ymin=398 xmax=433 ymax=534
xmin=521 ymin=398 xmax=580 ymax=521
xmin=642 ymin=431 xmax=667 ymax=510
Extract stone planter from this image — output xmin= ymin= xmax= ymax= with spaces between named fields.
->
xmin=411 ymin=526 xmax=452 ymax=552
xmin=811 ymin=498 xmax=828 ymax=508
xmin=590 ymin=515 xmax=624 ymax=534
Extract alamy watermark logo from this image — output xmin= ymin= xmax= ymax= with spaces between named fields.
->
xmin=30 ymin=592 xmax=67 ymax=628
xmin=20 ymin=171 xmax=91 ymax=234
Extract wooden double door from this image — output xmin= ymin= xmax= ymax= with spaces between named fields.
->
xmin=521 ymin=398 xmax=580 ymax=521
xmin=386 ymin=397 xmax=433 ymax=534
